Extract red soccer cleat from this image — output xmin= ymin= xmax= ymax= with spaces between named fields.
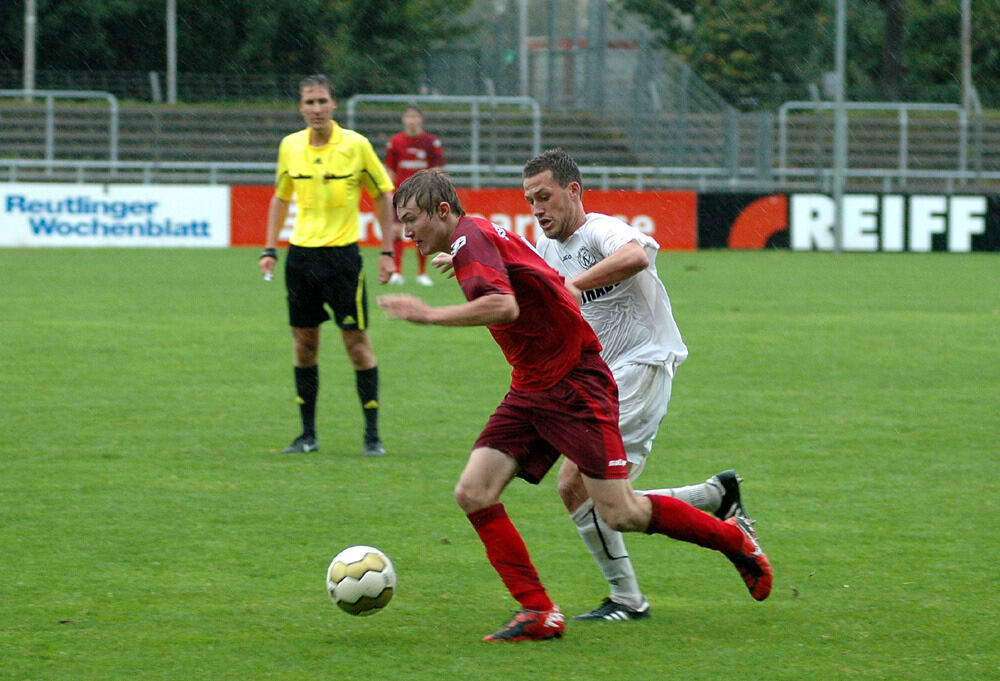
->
xmin=725 ymin=515 xmax=773 ymax=601
xmin=482 ymin=606 xmax=566 ymax=642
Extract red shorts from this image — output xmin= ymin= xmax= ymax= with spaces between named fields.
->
xmin=474 ymin=352 xmax=628 ymax=484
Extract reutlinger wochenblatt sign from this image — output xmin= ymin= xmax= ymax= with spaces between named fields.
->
xmin=0 ymin=184 xmax=230 ymax=247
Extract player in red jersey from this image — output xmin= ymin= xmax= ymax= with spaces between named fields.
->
xmin=384 ymin=104 xmax=445 ymax=286
xmin=378 ymin=169 xmax=772 ymax=642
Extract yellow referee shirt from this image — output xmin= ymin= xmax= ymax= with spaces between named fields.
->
xmin=274 ymin=122 xmax=395 ymax=247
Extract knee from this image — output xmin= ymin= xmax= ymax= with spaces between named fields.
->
xmin=557 ymin=474 xmax=588 ymax=512
xmin=343 ymin=333 xmax=375 ymax=370
xmin=557 ymin=462 xmax=589 ymax=512
xmin=292 ymin=335 xmax=319 ymax=365
xmin=454 ymin=479 xmax=493 ymax=514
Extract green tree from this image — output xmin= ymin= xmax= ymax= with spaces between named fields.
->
xmin=617 ymin=0 xmax=831 ymax=106
xmin=0 ymin=0 xmax=471 ymax=97
xmin=318 ymin=0 xmax=472 ymax=95
xmin=616 ymin=0 xmax=1000 ymax=108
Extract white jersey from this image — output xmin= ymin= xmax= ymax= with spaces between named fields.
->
xmin=535 ymin=212 xmax=688 ymax=375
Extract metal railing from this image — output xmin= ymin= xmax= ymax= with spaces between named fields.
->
xmin=777 ymin=101 xmax=970 ymax=185
xmin=346 ymin=94 xmax=542 ymax=186
xmin=4 ymin=158 xmax=1000 ymax=193
xmin=0 ymin=89 xmax=119 ymax=171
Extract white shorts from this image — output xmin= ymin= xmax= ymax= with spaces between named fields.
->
xmin=612 ymin=362 xmax=673 ymax=478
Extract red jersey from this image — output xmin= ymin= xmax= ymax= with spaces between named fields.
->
xmin=450 ymin=216 xmax=602 ymax=391
xmin=384 ymin=131 xmax=445 ymax=183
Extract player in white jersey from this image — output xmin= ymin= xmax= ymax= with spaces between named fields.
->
xmin=524 ymin=149 xmax=754 ymax=621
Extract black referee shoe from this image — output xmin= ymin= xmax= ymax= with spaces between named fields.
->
xmin=362 ymin=439 xmax=386 ymax=457
xmin=282 ymin=435 xmax=318 ymax=454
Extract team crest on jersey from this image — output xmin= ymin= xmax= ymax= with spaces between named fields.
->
xmin=451 ymin=235 xmax=467 ymax=257
xmin=577 ymin=247 xmax=598 ymax=268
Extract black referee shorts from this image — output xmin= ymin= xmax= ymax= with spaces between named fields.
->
xmin=285 ymin=243 xmax=369 ymax=330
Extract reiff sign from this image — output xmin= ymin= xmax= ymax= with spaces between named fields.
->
xmin=790 ymin=194 xmax=989 ymax=252
xmin=0 ymin=184 xmax=230 ymax=247
xmin=696 ymin=192 xmax=998 ymax=251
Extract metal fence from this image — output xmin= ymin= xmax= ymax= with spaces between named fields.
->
xmin=0 ymin=69 xmax=297 ymax=103
xmin=5 ymin=157 xmax=1000 ymax=194
xmin=2 ymin=89 xmax=998 ymax=193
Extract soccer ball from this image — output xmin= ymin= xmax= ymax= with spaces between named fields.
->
xmin=326 ymin=545 xmax=396 ymax=616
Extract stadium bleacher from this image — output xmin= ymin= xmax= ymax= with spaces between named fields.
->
xmin=1 ymin=100 xmax=997 ymax=192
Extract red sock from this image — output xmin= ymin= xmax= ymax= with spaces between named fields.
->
xmin=417 ymin=249 xmax=427 ymax=275
xmin=467 ymin=504 xmax=553 ymax=611
xmin=393 ymin=240 xmax=404 ymax=272
xmin=645 ymin=494 xmax=743 ymax=554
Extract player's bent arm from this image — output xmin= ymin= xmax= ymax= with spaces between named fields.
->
xmin=380 ymin=293 xmax=518 ymax=327
xmin=567 ymin=241 xmax=648 ymax=292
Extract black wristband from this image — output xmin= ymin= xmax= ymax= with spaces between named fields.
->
xmin=380 ymin=250 xmax=393 ymax=257
xmin=260 ymin=248 xmax=278 ymax=261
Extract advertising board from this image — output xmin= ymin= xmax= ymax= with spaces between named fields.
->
xmin=0 ymin=184 xmax=230 ymax=247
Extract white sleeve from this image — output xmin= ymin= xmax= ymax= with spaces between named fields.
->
xmin=585 ymin=214 xmax=659 ymax=260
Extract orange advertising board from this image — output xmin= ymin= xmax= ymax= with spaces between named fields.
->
xmin=230 ymin=185 xmax=697 ymax=250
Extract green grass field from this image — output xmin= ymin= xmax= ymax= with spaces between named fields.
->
xmin=2 ymin=247 xmax=997 ymax=681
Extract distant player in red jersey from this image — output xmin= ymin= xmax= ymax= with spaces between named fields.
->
xmin=384 ymin=104 xmax=445 ymax=286
xmin=378 ymin=169 xmax=772 ymax=643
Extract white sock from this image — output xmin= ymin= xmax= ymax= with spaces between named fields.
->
xmin=638 ymin=475 xmax=724 ymax=514
xmin=570 ymin=500 xmax=644 ymax=609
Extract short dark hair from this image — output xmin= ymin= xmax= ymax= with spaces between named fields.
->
xmin=393 ymin=168 xmax=465 ymax=217
xmin=298 ymin=74 xmax=335 ymax=99
xmin=523 ymin=148 xmax=583 ymax=191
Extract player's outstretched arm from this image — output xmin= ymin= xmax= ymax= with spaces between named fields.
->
xmin=378 ymin=293 xmax=517 ymax=327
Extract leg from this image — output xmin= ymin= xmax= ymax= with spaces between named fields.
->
xmin=292 ymin=326 xmax=320 ymax=367
xmin=454 ymin=446 xmax=519 ymax=513
xmin=584 ymin=475 xmax=773 ymax=601
xmin=341 ymin=329 xmax=382 ymax=454
xmin=558 ymin=459 xmax=647 ymax=616
xmin=585 ymin=475 xmax=742 ymax=543
xmin=639 ymin=470 xmax=747 ymax=520
xmin=457 ymin=447 xmax=556 ymax=617
xmin=340 ymin=328 xmax=375 ymax=370
xmin=283 ymin=327 xmax=321 ymax=452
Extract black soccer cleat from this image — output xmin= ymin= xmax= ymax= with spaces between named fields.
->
xmin=712 ymin=469 xmax=748 ymax=520
xmin=572 ymin=597 xmax=650 ymax=622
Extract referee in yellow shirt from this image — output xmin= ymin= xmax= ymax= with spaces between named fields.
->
xmin=259 ymin=74 xmax=396 ymax=457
